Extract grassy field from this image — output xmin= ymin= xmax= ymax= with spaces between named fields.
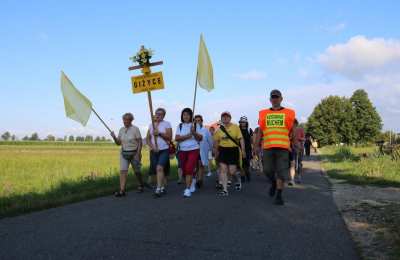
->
xmin=0 ymin=142 xmax=177 ymax=218
xmin=320 ymin=145 xmax=400 ymax=187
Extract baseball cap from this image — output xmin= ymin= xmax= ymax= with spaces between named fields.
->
xmin=221 ymin=111 xmax=231 ymax=117
xmin=270 ymin=89 xmax=282 ymax=98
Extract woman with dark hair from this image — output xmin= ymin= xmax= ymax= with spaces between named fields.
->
xmin=239 ymin=116 xmax=253 ymax=182
xmin=175 ymin=108 xmax=203 ymax=198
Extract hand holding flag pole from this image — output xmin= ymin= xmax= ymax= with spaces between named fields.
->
xmin=60 ymin=71 xmax=112 ymax=134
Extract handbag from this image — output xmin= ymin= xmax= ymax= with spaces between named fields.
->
xmin=121 ymin=150 xmax=135 ymax=160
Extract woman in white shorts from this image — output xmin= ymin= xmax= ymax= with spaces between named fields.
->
xmin=111 ymin=113 xmax=144 ymax=196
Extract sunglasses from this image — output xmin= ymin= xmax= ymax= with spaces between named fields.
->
xmin=270 ymin=95 xmax=280 ymax=99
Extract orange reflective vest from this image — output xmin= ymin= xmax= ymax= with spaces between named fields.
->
xmin=258 ymin=107 xmax=295 ymax=150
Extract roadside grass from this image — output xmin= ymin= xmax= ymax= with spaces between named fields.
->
xmin=320 ymin=146 xmax=400 ymax=187
xmin=0 ymin=144 xmax=177 ymax=218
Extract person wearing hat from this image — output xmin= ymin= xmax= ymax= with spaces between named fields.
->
xmin=213 ymin=111 xmax=246 ymax=196
xmin=239 ymin=116 xmax=253 ymax=182
xmin=254 ymin=89 xmax=296 ymax=205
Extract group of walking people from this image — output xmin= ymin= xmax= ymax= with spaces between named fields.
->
xmin=110 ymin=89 xmax=306 ymax=205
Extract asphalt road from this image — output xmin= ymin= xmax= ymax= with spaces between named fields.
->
xmin=0 ymin=156 xmax=359 ymax=260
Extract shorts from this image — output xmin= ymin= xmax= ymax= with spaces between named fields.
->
xmin=263 ymin=148 xmax=289 ymax=181
xmin=149 ymin=149 xmax=170 ymax=176
xmin=218 ymin=146 xmax=240 ymax=166
xmin=178 ymin=149 xmax=200 ymax=176
xmin=120 ymin=151 xmax=141 ymax=172
xmin=208 ymin=151 xmax=214 ymax=160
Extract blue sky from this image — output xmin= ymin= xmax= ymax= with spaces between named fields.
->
xmin=1 ymin=0 xmax=400 ymax=138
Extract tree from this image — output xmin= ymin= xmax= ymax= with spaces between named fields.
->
xmin=84 ymin=135 xmax=93 ymax=142
xmin=68 ymin=135 xmax=75 ymax=142
xmin=306 ymin=96 xmax=357 ymax=146
xmin=101 ymin=136 xmax=106 ymax=141
xmin=1 ymin=131 xmax=11 ymax=141
xmin=11 ymin=135 xmax=16 ymax=141
xmin=45 ymin=135 xmax=56 ymax=141
xmin=29 ymin=133 xmax=40 ymax=141
xmin=76 ymin=136 xmax=84 ymax=142
xmin=350 ymin=89 xmax=382 ymax=144
xmin=22 ymin=136 xmax=29 ymax=141
xmin=95 ymin=136 xmax=101 ymax=142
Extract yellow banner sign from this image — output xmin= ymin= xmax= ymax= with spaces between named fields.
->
xmin=131 ymin=72 xmax=164 ymax=94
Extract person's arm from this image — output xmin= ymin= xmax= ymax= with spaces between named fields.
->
xmin=110 ymin=131 xmax=121 ymax=146
xmin=175 ymin=125 xmax=192 ymax=142
xmin=135 ymin=138 xmax=142 ymax=161
xmin=159 ymin=127 xmax=172 ymax=142
xmin=191 ymin=125 xmax=203 ymax=142
xmin=253 ymin=129 xmax=262 ymax=156
xmin=146 ymin=129 xmax=156 ymax=151
xmin=240 ymin=137 xmax=246 ymax=158
xmin=213 ymin=132 xmax=220 ymax=159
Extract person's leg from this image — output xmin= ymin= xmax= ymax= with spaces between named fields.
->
xmin=288 ymin=151 xmax=296 ymax=186
xmin=229 ymin=165 xmax=241 ymax=190
xmin=275 ymin=149 xmax=290 ymax=205
xmin=132 ymin=158 xmax=144 ymax=192
xmin=197 ymin=162 xmax=204 ymax=188
xmin=219 ymin=163 xmax=228 ymax=193
xmin=119 ymin=170 xmax=128 ymax=192
xmin=116 ymin=154 xmax=129 ymax=196
xmin=263 ymin=149 xmax=278 ymax=197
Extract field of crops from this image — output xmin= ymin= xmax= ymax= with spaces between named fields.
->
xmin=0 ymin=142 xmax=176 ymax=218
xmin=321 ymin=145 xmax=400 ymax=187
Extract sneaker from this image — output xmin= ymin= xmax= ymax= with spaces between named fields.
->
xmin=227 ymin=180 xmax=232 ymax=187
xmin=190 ymin=180 xmax=196 ymax=193
xmin=160 ymin=187 xmax=167 ymax=195
xmin=269 ymin=184 xmax=276 ymax=197
xmin=217 ymin=190 xmax=229 ymax=196
xmin=153 ymin=189 xmax=161 ymax=198
xmin=216 ymin=183 xmax=223 ymax=190
xmin=288 ymin=181 xmax=295 ymax=187
xmin=235 ymin=183 xmax=242 ymax=191
xmin=274 ymin=196 xmax=284 ymax=205
xmin=206 ymin=172 xmax=212 ymax=177
xmin=183 ymin=188 xmax=191 ymax=198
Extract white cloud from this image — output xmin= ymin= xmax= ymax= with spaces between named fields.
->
xmin=318 ymin=35 xmax=400 ymax=79
xmin=233 ymin=70 xmax=267 ymax=80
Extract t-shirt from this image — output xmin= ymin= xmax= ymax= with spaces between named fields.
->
xmin=295 ymin=127 xmax=305 ymax=145
xmin=175 ymin=123 xmax=200 ymax=151
xmin=198 ymin=126 xmax=213 ymax=151
xmin=149 ymin=120 xmax=172 ymax=151
xmin=118 ymin=125 xmax=142 ymax=151
xmin=213 ymin=123 xmax=243 ymax=148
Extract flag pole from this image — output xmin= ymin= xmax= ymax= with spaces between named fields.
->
xmin=91 ymin=107 xmax=112 ymax=133
xmin=192 ymin=69 xmax=199 ymax=115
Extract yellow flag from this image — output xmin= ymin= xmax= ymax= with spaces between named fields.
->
xmin=60 ymin=71 xmax=92 ymax=126
xmin=197 ymin=34 xmax=214 ymax=91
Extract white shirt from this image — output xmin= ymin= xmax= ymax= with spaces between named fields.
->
xmin=198 ymin=126 xmax=213 ymax=151
xmin=176 ymin=123 xmax=200 ymax=151
xmin=149 ymin=120 xmax=172 ymax=150
xmin=118 ymin=125 xmax=142 ymax=151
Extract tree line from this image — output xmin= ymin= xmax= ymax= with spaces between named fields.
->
xmin=305 ymin=89 xmax=391 ymax=146
xmin=0 ymin=132 xmax=111 ymax=142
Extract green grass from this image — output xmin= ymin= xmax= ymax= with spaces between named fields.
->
xmin=320 ymin=146 xmax=400 ymax=187
xmin=0 ymin=143 xmax=177 ymax=218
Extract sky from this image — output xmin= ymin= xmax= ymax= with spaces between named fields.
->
xmin=1 ymin=0 xmax=400 ymax=139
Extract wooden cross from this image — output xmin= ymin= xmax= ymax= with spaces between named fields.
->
xmin=128 ymin=50 xmax=164 ymax=149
